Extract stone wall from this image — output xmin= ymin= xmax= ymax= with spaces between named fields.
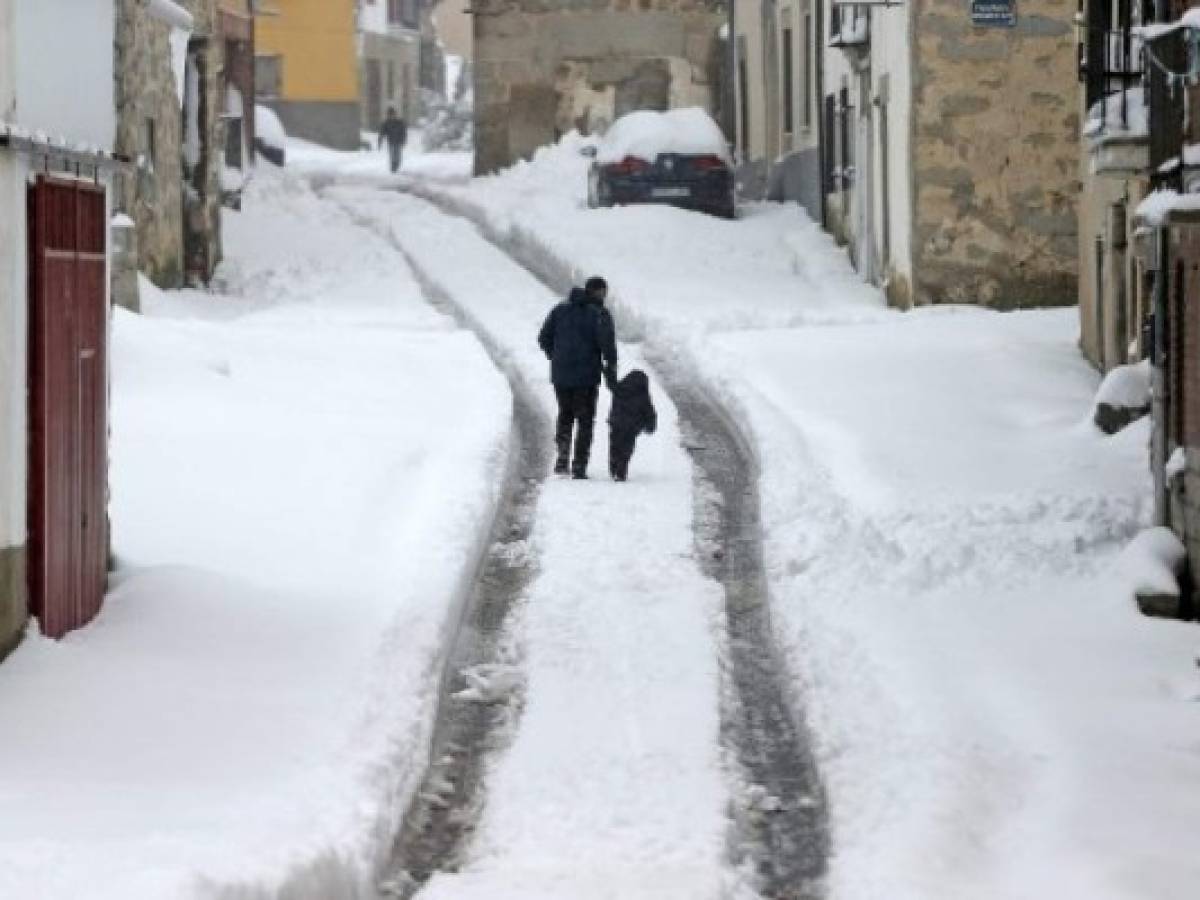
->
xmin=114 ymin=0 xmax=186 ymax=287
xmin=113 ymin=0 xmax=223 ymax=287
xmin=911 ymin=0 xmax=1079 ymax=307
xmin=473 ymin=0 xmax=727 ymax=174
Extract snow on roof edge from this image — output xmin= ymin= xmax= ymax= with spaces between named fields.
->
xmin=143 ymin=0 xmax=194 ymax=31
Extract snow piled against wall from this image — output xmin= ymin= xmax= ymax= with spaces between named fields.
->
xmin=0 ymin=171 xmax=513 ymax=898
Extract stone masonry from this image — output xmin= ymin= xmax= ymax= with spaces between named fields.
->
xmin=114 ymin=0 xmax=187 ymax=288
xmin=473 ymin=0 xmax=727 ymax=174
xmin=114 ymin=0 xmax=223 ymax=289
xmin=911 ymin=0 xmax=1079 ymax=308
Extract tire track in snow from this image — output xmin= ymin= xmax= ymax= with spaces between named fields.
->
xmin=338 ymin=214 xmax=551 ymax=898
xmin=400 ymin=184 xmax=829 ymax=898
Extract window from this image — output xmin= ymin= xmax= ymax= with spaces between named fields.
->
xmin=782 ymin=26 xmax=795 ymax=135
xmin=737 ymin=36 xmax=750 ymax=154
xmin=803 ymin=13 xmax=812 ymax=127
xmin=389 ymin=0 xmax=419 ymax=28
xmin=255 ymin=54 xmax=282 ymax=99
xmin=143 ymin=117 xmax=156 ymax=170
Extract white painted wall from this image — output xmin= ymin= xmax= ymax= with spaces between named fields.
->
xmin=12 ymin=0 xmax=115 ymax=149
xmin=819 ymin=0 xmax=912 ymax=291
xmin=0 ymin=152 xmax=29 ymax=551
xmin=871 ymin=3 xmax=913 ymax=291
xmin=734 ymin=0 xmax=768 ymax=162
xmin=0 ymin=0 xmax=13 ymax=121
xmin=0 ymin=0 xmax=24 ymax=550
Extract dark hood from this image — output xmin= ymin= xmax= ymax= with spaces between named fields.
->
xmin=568 ymin=287 xmax=591 ymax=305
xmin=618 ymin=369 xmax=650 ymax=396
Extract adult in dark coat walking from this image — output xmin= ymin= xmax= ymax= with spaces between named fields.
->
xmin=378 ymin=107 xmax=408 ymax=173
xmin=537 ymin=276 xmax=618 ymax=478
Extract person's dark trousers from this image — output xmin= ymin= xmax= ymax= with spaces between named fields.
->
xmin=609 ymin=428 xmax=637 ymax=481
xmin=554 ymin=385 xmax=598 ymax=475
xmin=388 ymin=144 xmax=403 ymax=172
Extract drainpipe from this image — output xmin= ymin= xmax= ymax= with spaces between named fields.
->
xmin=727 ymin=0 xmax=737 ymax=148
xmin=1152 ymin=223 xmax=1169 ymax=525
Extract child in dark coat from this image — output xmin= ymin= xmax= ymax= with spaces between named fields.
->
xmin=606 ymin=369 xmax=657 ymax=481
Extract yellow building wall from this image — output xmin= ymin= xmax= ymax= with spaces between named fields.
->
xmin=256 ymin=0 xmax=358 ymax=103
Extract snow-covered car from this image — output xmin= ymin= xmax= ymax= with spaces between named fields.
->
xmin=587 ymin=108 xmax=736 ymax=219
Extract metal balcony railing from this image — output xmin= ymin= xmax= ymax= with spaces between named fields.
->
xmin=829 ymin=4 xmax=869 ymax=48
xmin=1081 ymin=24 xmax=1146 ymax=134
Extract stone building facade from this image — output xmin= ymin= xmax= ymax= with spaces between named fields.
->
xmin=908 ymin=0 xmax=1079 ymax=308
xmin=113 ymin=0 xmax=226 ymax=290
xmin=473 ymin=0 xmax=727 ymax=174
xmin=735 ymin=0 xmax=1079 ymax=310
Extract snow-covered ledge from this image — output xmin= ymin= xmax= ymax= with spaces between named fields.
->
xmin=140 ymin=0 xmax=193 ymax=30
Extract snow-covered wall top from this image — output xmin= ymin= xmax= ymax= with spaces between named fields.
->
xmin=11 ymin=0 xmax=115 ymax=149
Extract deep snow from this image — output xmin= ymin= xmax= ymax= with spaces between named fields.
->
xmin=400 ymin=135 xmax=1200 ymax=900
xmin=0 ymin=172 xmax=511 ymax=898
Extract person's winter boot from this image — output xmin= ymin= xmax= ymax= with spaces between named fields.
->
xmin=554 ymin=454 xmax=569 ymax=475
xmin=572 ymin=463 xmax=588 ymax=480
xmin=554 ymin=438 xmax=570 ymax=475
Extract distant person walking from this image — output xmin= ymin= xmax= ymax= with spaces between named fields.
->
xmin=378 ymin=106 xmax=408 ymax=173
xmin=538 ymin=276 xmax=618 ymax=479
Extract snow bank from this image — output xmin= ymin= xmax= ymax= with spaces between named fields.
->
xmin=1093 ymin=358 xmax=1151 ymax=434
xmin=256 ymin=104 xmax=287 ymax=151
xmin=597 ymin=107 xmax=732 ymax=165
xmin=1120 ymin=526 xmax=1186 ymax=597
xmin=401 ymin=136 xmax=1200 ymax=900
xmin=1096 ymin=358 xmax=1151 ymax=409
xmin=0 ymin=171 xmax=512 ymax=898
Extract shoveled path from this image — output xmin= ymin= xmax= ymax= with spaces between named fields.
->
xmin=345 ymin=188 xmax=734 ymax=899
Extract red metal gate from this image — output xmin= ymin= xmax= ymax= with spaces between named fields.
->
xmin=28 ymin=177 xmax=109 ymax=639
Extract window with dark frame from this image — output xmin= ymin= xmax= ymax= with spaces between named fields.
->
xmin=254 ymin=54 xmax=282 ymax=98
xmin=390 ymin=0 xmax=419 ymax=28
xmin=143 ymin=117 xmax=156 ymax=171
xmin=783 ymin=26 xmax=795 ymax=134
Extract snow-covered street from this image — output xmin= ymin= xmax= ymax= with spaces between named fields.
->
xmin=0 ymin=134 xmax=1198 ymax=900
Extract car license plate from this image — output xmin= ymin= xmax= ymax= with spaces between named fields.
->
xmin=652 ymin=187 xmax=690 ymax=198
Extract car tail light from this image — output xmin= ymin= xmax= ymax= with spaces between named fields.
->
xmin=605 ymin=156 xmax=651 ymax=175
xmin=692 ymin=155 xmax=727 ymax=172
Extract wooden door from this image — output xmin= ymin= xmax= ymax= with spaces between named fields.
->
xmin=28 ymin=177 xmax=109 ymax=639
